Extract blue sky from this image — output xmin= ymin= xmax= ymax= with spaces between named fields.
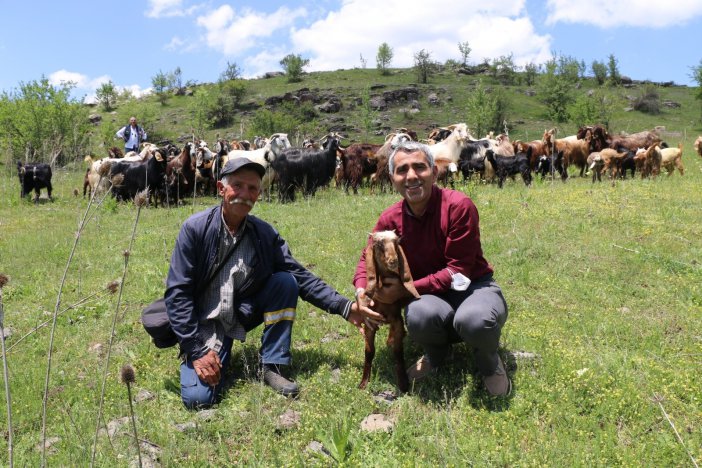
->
xmin=1 ymin=0 xmax=700 ymax=102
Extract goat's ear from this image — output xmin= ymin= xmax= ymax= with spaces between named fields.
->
xmin=397 ymin=245 xmax=420 ymax=299
xmin=365 ymin=245 xmax=377 ymax=296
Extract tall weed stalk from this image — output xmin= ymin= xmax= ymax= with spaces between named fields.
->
xmin=0 ymin=274 xmax=13 ymax=468
xmin=90 ymin=189 xmax=148 ymax=467
xmin=40 ymin=168 xmax=112 ymax=467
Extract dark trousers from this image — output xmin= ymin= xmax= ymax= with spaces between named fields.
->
xmin=405 ymin=275 xmax=508 ymax=375
xmin=180 ymin=272 xmax=298 ymax=409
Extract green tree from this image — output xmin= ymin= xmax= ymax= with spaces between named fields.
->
xmin=465 ymin=80 xmax=509 ymax=137
xmin=376 ymin=42 xmax=394 ymax=76
xmin=689 ymin=59 xmax=702 ymax=121
xmin=0 ymin=76 xmax=90 ymax=165
xmin=95 ymin=80 xmax=118 ymax=111
xmin=250 ymin=101 xmax=319 ymax=138
xmin=207 ymin=80 xmax=247 ymax=127
xmin=632 ymin=83 xmax=661 ymax=114
xmin=523 ymin=62 xmax=539 ymax=86
xmin=537 ymin=58 xmax=575 ymax=122
xmin=171 ymin=66 xmax=184 ymax=95
xmin=189 ymin=87 xmax=216 ymax=137
xmin=607 ymin=54 xmax=621 ymax=86
xmin=490 ymin=54 xmax=517 ymax=85
xmin=556 ymin=54 xmax=581 ymax=84
xmin=592 ymin=60 xmax=607 ymax=85
xmin=458 ymin=41 xmax=471 ymax=66
xmin=151 ymin=70 xmax=171 ymax=105
xmin=413 ymin=49 xmax=436 ymax=84
xmin=280 ymin=54 xmax=310 ymax=83
xmin=219 ymin=61 xmax=241 ymax=82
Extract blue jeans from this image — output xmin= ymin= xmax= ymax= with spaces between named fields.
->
xmin=180 ymin=271 xmax=299 ymax=409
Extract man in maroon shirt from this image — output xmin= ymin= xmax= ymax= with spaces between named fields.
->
xmin=353 ymin=141 xmax=510 ymax=396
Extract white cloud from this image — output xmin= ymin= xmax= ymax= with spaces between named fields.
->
xmin=196 ymin=5 xmax=307 ymax=56
xmin=145 ymin=0 xmax=199 ymax=18
xmin=49 ymin=70 xmax=88 ymax=88
xmin=546 ymin=0 xmax=702 ymax=28
xmin=288 ymin=0 xmax=550 ymax=72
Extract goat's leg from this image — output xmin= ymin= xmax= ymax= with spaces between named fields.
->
xmin=359 ymin=325 xmax=376 ymax=389
xmin=387 ymin=317 xmax=409 ymax=393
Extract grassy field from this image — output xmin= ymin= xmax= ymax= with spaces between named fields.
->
xmin=0 ymin=152 xmax=701 ymax=466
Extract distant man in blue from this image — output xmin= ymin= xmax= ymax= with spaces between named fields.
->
xmin=115 ymin=116 xmax=147 ymax=153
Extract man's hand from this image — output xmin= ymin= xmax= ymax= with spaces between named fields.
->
xmin=348 ymin=289 xmax=386 ymax=333
xmin=193 ymin=350 xmax=222 ymax=386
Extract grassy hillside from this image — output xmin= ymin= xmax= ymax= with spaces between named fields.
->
xmin=91 ymin=67 xmax=702 ymax=153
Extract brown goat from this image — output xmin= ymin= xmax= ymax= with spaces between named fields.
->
xmin=359 ymin=231 xmax=419 ymax=393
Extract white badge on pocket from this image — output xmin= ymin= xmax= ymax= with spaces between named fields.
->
xmin=450 ymin=272 xmax=470 ymax=291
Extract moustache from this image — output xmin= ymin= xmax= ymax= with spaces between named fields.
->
xmin=228 ymin=198 xmax=255 ymax=207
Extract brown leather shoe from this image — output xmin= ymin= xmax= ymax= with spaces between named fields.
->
xmin=482 ymin=356 xmax=511 ymax=397
xmin=262 ymin=364 xmax=299 ymax=397
xmin=406 ymin=355 xmax=436 ymax=381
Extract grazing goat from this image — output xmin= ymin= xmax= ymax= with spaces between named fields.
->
xmin=111 ymin=148 xmax=168 ymax=206
xmin=166 ymin=142 xmax=197 ymax=202
xmin=542 ymin=128 xmax=590 ymax=179
xmin=694 ymin=136 xmax=702 ymax=158
xmin=535 ymin=151 xmax=565 ymax=180
xmin=659 ymin=143 xmax=684 ymax=176
xmin=272 ymin=133 xmax=342 ymax=202
xmin=633 ymin=145 xmax=662 ymax=179
xmin=225 ymin=133 xmax=291 ymax=199
xmin=17 ymin=162 xmax=53 ymax=203
xmin=359 ymin=231 xmax=419 ymax=393
xmin=485 ymin=149 xmax=532 ymax=188
xmin=338 ymin=141 xmax=381 ymax=194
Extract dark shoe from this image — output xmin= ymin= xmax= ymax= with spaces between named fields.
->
xmin=406 ymin=355 xmax=436 ymax=382
xmin=262 ymin=364 xmax=299 ymax=397
xmin=482 ymin=356 xmax=512 ymax=397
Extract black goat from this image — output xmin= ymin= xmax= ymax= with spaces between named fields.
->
xmin=457 ymin=155 xmax=485 ymax=181
xmin=17 ymin=161 xmax=53 ymax=203
xmin=616 ymin=146 xmax=636 ymax=179
xmin=110 ymin=148 xmax=168 ymax=206
xmin=485 ymin=148 xmax=532 ymax=188
xmin=535 ymin=151 xmax=565 ymax=181
xmin=272 ymin=134 xmax=342 ymax=203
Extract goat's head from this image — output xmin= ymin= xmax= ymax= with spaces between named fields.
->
xmin=365 ymin=231 xmax=418 ymax=301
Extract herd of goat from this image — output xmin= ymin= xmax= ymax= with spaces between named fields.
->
xmin=15 ymin=126 xmax=702 ymax=205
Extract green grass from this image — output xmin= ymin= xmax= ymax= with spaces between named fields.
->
xmin=0 ymin=158 xmax=701 ymax=465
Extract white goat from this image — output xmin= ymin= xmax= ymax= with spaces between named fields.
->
xmin=225 ymin=133 xmax=292 ymax=197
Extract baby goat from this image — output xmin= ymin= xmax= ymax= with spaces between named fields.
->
xmin=359 ymin=231 xmax=419 ymax=393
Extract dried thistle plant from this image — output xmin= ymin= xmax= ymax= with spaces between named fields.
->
xmin=134 ymin=189 xmax=149 ymax=208
xmin=111 ymin=173 xmax=125 ymax=188
xmin=91 ymin=187 xmax=147 ymax=467
xmin=0 ymin=273 xmax=13 ymax=467
xmin=97 ymin=160 xmax=112 ymax=177
xmin=120 ymin=364 xmax=142 ymax=468
xmin=106 ymin=281 xmax=119 ymax=294
xmin=41 ymin=156 xmax=117 ymax=465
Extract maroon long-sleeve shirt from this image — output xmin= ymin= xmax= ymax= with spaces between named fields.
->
xmin=353 ymin=185 xmax=493 ymax=295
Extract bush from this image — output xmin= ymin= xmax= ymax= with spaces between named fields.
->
xmin=633 ymin=84 xmax=661 ymax=114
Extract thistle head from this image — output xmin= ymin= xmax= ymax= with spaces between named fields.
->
xmin=120 ymin=364 xmax=136 ymax=385
xmin=98 ymin=161 xmax=112 ymax=177
xmin=106 ymin=280 xmax=119 ymax=294
xmin=111 ymin=173 xmax=124 ymax=187
xmin=134 ymin=189 xmax=149 ymax=207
